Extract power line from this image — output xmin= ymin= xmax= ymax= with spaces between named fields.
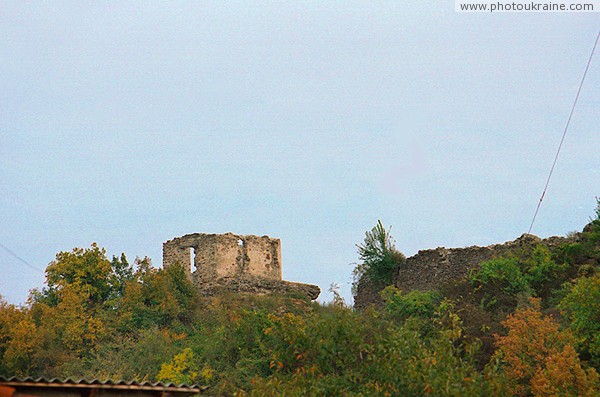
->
xmin=0 ymin=242 xmax=44 ymax=273
xmin=528 ymin=28 xmax=600 ymax=235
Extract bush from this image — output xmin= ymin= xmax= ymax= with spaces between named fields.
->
xmin=381 ymin=286 xmax=442 ymax=321
xmin=555 ymin=198 xmax=600 ymax=268
xmin=469 ymin=257 xmax=531 ymax=296
xmin=468 ymin=244 xmax=567 ymax=306
xmin=522 ymin=244 xmax=567 ymax=291
xmin=244 ymin=305 xmax=489 ymax=396
xmin=157 ymin=348 xmax=200 ymax=385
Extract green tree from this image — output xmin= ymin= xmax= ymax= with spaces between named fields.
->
xmin=114 ymin=259 xmax=194 ymax=331
xmin=354 ymin=221 xmax=405 ymax=288
xmin=40 ymin=243 xmax=115 ymax=308
xmin=560 ymin=273 xmax=600 ymax=368
xmin=108 ymin=253 xmax=134 ymax=300
xmin=468 ymin=243 xmax=567 ymax=310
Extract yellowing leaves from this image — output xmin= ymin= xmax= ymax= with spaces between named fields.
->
xmin=494 ymin=298 xmax=599 ymax=396
xmin=531 ymin=344 xmax=599 ymax=397
xmin=157 ymin=348 xmax=198 ymax=385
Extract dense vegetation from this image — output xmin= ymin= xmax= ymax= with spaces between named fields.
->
xmin=0 ymin=200 xmax=599 ymax=396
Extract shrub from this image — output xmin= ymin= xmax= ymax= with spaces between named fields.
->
xmin=469 ymin=257 xmax=531 ymax=296
xmin=381 ymin=286 xmax=442 ymax=321
xmin=244 ymin=305 xmax=489 ymax=396
xmin=469 ymin=244 xmax=567 ymax=305
xmin=555 ymin=198 xmax=600 ymax=268
xmin=522 ymin=244 xmax=567 ymax=291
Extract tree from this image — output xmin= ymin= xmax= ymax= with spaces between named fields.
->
xmin=114 ymin=259 xmax=194 ymax=331
xmin=493 ymin=298 xmax=598 ymax=396
xmin=0 ymin=298 xmax=41 ymax=376
xmin=559 ymin=273 xmax=600 ymax=367
xmin=41 ymin=243 xmax=114 ymax=308
xmin=108 ymin=253 xmax=134 ymax=300
xmin=354 ymin=221 xmax=405 ymax=287
xmin=157 ymin=348 xmax=199 ymax=385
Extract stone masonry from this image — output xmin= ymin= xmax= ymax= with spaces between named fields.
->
xmin=163 ymin=232 xmax=282 ymax=281
xmin=354 ymin=233 xmax=575 ymax=309
xmin=395 ymin=234 xmax=573 ymax=291
xmin=163 ymin=232 xmax=320 ymax=300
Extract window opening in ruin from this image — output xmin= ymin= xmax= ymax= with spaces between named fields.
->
xmin=237 ymin=239 xmax=244 ymax=247
xmin=189 ymin=247 xmax=197 ymax=271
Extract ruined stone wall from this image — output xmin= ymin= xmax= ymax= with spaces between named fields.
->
xmin=163 ymin=232 xmax=282 ymax=282
xmin=163 ymin=232 xmax=319 ymax=300
xmin=354 ymin=233 xmax=574 ymax=309
xmin=396 ymin=234 xmax=572 ymax=291
xmin=395 ymin=243 xmax=510 ymax=292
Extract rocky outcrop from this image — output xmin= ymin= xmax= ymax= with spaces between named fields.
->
xmin=193 ymin=276 xmax=321 ymax=301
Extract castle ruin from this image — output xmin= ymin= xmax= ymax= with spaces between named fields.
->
xmin=163 ymin=232 xmax=320 ymax=300
xmin=354 ymin=233 xmax=575 ymax=309
xmin=163 ymin=233 xmax=282 ymax=281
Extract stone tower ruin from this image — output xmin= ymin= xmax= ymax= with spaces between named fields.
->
xmin=163 ymin=232 xmax=282 ymax=281
xmin=163 ymin=232 xmax=320 ymax=300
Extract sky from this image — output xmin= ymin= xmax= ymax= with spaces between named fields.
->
xmin=1 ymin=2 xmax=599 ymax=306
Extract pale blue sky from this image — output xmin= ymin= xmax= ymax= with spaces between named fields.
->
xmin=1 ymin=2 xmax=599 ymax=305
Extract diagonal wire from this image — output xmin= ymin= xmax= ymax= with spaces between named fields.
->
xmin=528 ymin=28 xmax=600 ymax=235
xmin=0 ymin=242 xmax=44 ymax=273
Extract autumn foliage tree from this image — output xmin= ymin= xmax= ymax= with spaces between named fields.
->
xmin=0 ymin=298 xmax=41 ymax=376
xmin=0 ymin=200 xmax=598 ymax=394
xmin=494 ymin=298 xmax=598 ymax=396
xmin=0 ymin=244 xmax=195 ymax=379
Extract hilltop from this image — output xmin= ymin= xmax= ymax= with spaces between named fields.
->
xmin=0 ymin=200 xmax=598 ymax=396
